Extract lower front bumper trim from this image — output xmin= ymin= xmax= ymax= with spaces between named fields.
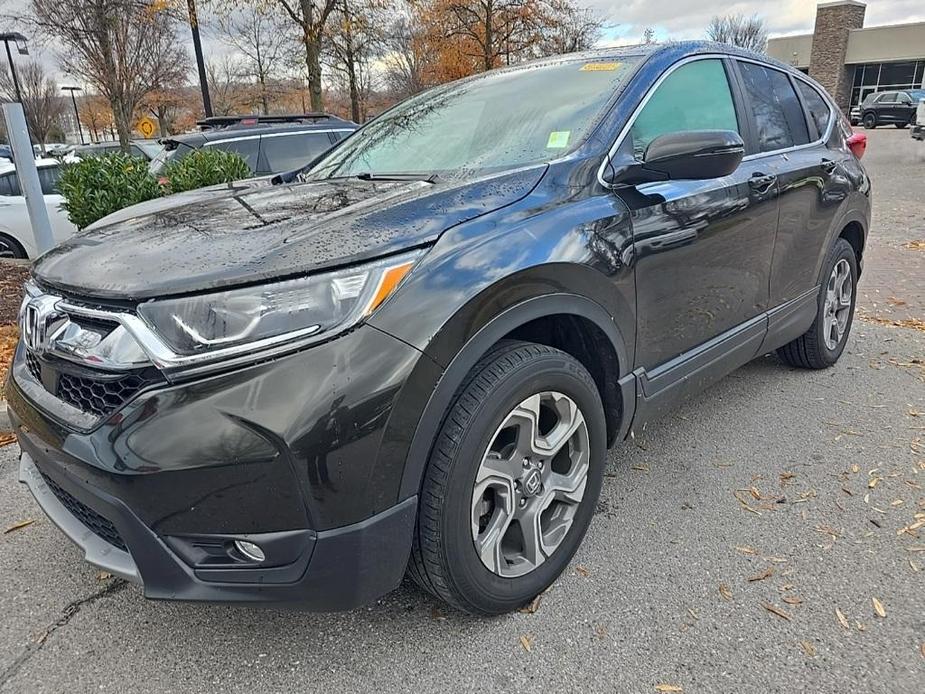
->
xmin=19 ymin=452 xmax=142 ymax=585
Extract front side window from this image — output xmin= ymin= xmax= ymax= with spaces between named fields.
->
xmin=308 ymin=56 xmax=641 ymax=179
xmin=795 ymin=81 xmax=831 ymax=139
xmin=738 ymin=62 xmax=809 ymax=152
xmin=629 ymin=59 xmax=740 ymax=156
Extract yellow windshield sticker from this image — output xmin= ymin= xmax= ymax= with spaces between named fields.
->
xmin=546 ymin=131 xmax=571 ymax=149
xmin=580 ymin=62 xmax=621 ymax=72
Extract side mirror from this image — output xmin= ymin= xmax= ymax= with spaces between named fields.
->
xmin=608 ymin=130 xmax=745 ymax=185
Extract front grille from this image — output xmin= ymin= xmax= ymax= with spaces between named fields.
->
xmin=57 ymin=372 xmax=152 ymax=418
xmin=38 ymin=470 xmax=128 ymax=552
xmin=23 ymin=349 xmax=161 ymax=419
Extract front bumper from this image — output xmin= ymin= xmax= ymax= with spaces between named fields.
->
xmin=7 ymin=324 xmax=441 ymax=609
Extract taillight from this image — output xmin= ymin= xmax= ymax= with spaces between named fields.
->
xmin=846 ymin=132 xmax=867 ymax=159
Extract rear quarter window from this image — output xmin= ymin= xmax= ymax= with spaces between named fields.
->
xmin=738 ymin=61 xmax=809 ymax=153
xmin=207 ymin=138 xmax=260 ymax=172
xmin=795 ymin=81 xmax=832 ymax=140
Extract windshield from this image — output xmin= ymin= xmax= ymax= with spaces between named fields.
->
xmin=307 ymin=57 xmax=640 ymax=180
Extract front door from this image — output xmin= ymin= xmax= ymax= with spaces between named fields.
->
xmin=618 ymin=58 xmax=779 ymax=377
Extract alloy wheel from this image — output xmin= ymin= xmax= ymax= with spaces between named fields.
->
xmin=823 ymin=258 xmax=852 ymax=350
xmin=470 ymin=391 xmax=590 ymax=578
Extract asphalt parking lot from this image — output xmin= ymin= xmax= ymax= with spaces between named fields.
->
xmin=1 ymin=129 xmax=923 ymax=693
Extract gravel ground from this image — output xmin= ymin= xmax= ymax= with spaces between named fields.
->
xmin=0 ymin=130 xmax=923 ymax=694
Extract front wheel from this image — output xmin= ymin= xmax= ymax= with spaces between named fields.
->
xmin=863 ymin=113 xmax=877 ymax=129
xmin=777 ymin=238 xmax=858 ymax=369
xmin=408 ymin=341 xmax=606 ymax=615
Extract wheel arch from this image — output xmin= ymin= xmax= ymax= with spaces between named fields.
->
xmin=397 ymin=293 xmax=634 ymax=501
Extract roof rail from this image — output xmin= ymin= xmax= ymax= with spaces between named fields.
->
xmin=196 ymin=114 xmax=336 ymax=130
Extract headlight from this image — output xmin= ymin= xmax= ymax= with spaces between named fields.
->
xmin=137 ymin=249 xmax=423 ymax=358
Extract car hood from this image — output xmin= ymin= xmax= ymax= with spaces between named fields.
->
xmin=33 ymin=167 xmax=546 ymax=300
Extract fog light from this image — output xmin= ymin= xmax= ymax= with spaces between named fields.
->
xmin=234 ymin=540 xmax=265 ymax=563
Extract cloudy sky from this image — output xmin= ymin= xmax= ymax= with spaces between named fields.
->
xmin=8 ymin=0 xmax=924 ymax=84
xmin=593 ymin=0 xmax=925 ymax=45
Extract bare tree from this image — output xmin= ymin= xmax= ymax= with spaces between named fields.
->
xmin=535 ymin=0 xmax=601 ymax=56
xmin=268 ymin=0 xmax=339 ymax=111
xmin=641 ymin=27 xmax=656 ymax=44
xmin=382 ymin=12 xmax=432 ymax=98
xmin=214 ymin=4 xmax=290 ymax=114
xmin=706 ymin=13 xmax=768 ymax=53
xmin=0 ymin=61 xmax=66 ymax=150
xmin=26 ymin=0 xmax=189 ymax=151
xmin=325 ymin=0 xmax=386 ymax=122
xmin=206 ymin=57 xmax=251 ymax=116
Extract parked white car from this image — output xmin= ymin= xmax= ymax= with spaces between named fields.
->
xmin=0 ymin=157 xmax=77 ymax=259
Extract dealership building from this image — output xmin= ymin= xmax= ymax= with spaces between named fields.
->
xmin=766 ymin=0 xmax=925 ymax=113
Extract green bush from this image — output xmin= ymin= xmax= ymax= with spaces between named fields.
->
xmin=58 ymin=148 xmax=251 ymax=229
xmin=161 ymin=148 xmax=251 ymax=194
xmin=58 ymin=153 xmax=163 ymax=230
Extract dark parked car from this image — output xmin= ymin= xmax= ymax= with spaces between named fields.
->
xmin=148 ymin=114 xmax=357 ymax=176
xmin=67 ymin=140 xmax=163 ymax=161
xmin=860 ymin=89 xmax=925 ymax=129
xmin=8 ymin=42 xmax=871 ymax=615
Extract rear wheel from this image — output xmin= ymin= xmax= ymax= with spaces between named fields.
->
xmin=408 ymin=341 xmax=606 ymax=615
xmin=863 ymin=113 xmax=877 ymax=129
xmin=0 ymin=233 xmax=27 ymax=260
xmin=777 ymin=238 xmax=857 ymax=370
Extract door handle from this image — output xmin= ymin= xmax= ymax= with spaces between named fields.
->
xmin=821 ymin=159 xmax=838 ymax=174
xmin=748 ymin=173 xmax=777 ymax=191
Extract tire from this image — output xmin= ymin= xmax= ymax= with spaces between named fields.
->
xmin=896 ymin=122 xmax=908 ymax=129
xmin=408 ymin=340 xmax=606 ymax=615
xmin=863 ymin=113 xmax=877 ymax=129
xmin=0 ymin=233 xmax=27 ymax=260
xmin=777 ymin=238 xmax=858 ymax=370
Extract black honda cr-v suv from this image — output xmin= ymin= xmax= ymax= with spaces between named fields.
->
xmin=7 ymin=42 xmax=871 ymax=615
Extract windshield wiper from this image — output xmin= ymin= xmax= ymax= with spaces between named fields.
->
xmin=356 ymin=172 xmax=438 ymax=183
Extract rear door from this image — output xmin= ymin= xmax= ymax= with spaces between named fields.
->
xmin=257 ymin=131 xmax=339 ymax=174
xmin=737 ymin=64 xmax=848 ymax=312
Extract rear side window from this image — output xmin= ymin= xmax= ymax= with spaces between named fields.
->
xmin=0 ymin=172 xmax=20 ymax=196
xmin=630 ymin=59 xmax=740 ymax=156
xmin=261 ymin=132 xmax=335 ymax=172
xmin=37 ymin=166 xmax=61 ymax=195
xmin=738 ymin=62 xmax=809 ymax=152
xmin=795 ymin=81 xmax=831 ymax=139
xmin=207 ymin=138 xmax=260 ymax=171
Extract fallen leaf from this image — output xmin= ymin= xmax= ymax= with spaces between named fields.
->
xmin=519 ymin=595 xmax=542 ymax=614
xmin=593 ymin=624 xmax=608 ymax=639
xmin=800 ymin=640 xmax=816 ymax=657
xmin=748 ymin=567 xmax=774 ymax=582
xmin=783 ymin=596 xmax=803 ymax=605
xmin=850 ymin=464 xmax=860 ymax=474
xmin=719 ymin=584 xmax=732 ymax=601
xmin=735 ymin=546 xmax=758 ymax=555
xmin=631 ymin=464 xmax=650 ymax=472
xmin=430 ymin=607 xmax=446 ymax=621
xmin=872 ymin=597 xmax=886 ymax=618
xmin=655 ymin=686 xmax=683 ymax=693
xmin=920 ymin=643 xmax=925 ymax=659
xmin=519 ymin=634 xmax=534 ymax=652
xmin=3 ymin=519 xmax=34 ymax=534
xmin=574 ymin=565 xmax=590 ymax=577
xmin=762 ymin=602 xmax=792 ymax=621
xmin=97 ymin=571 xmax=113 ymax=581
xmin=0 ymin=432 xmax=17 ymax=448
xmin=836 ymin=607 xmax=850 ymax=629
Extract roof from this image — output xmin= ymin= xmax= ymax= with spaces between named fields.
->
xmin=164 ymin=116 xmax=358 ymax=147
xmin=0 ymin=157 xmax=59 ymax=174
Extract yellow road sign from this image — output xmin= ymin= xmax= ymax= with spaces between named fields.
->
xmin=136 ymin=117 xmax=156 ymax=138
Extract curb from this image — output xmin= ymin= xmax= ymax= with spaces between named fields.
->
xmin=0 ymin=400 xmax=9 ymax=432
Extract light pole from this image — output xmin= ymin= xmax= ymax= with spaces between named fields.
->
xmin=186 ymin=0 xmax=213 ymax=117
xmin=61 ymin=86 xmax=85 ymax=144
xmin=0 ymin=32 xmax=28 ymax=104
